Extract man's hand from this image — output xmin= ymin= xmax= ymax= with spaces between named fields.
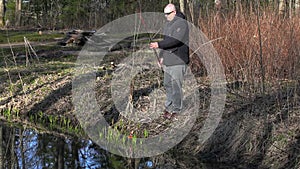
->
xmin=149 ymin=42 xmax=162 ymax=67
xmin=158 ymin=58 xmax=163 ymax=68
xmin=149 ymin=42 xmax=159 ymax=49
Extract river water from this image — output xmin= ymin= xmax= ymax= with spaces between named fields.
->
xmin=0 ymin=122 xmax=235 ymax=169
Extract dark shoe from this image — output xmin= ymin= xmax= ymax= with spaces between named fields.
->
xmin=163 ymin=110 xmax=176 ymax=120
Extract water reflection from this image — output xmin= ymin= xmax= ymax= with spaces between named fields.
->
xmin=0 ymin=123 xmax=127 ymax=169
xmin=0 ymin=123 xmax=234 ymax=169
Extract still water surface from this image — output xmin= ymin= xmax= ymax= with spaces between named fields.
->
xmin=0 ymin=123 xmax=234 ymax=169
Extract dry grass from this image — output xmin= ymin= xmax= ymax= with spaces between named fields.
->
xmin=184 ymin=10 xmax=300 ymax=168
xmin=197 ymin=11 xmax=300 ymax=94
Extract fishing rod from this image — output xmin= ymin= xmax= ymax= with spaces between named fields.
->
xmin=138 ymin=11 xmax=164 ymax=71
xmin=148 ymin=30 xmax=162 ymax=69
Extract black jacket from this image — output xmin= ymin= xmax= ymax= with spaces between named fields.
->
xmin=158 ymin=11 xmax=189 ymax=66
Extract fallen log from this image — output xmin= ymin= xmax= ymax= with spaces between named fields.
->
xmin=58 ymin=29 xmax=96 ymax=46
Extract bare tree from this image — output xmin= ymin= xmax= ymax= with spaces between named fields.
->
xmin=289 ymin=0 xmax=292 ymax=17
xmin=10 ymin=129 xmax=16 ymax=169
xmin=236 ymin=0 xmax=242 ymax=16
xmin=179 ymin=0 xmax=185 ymax=14
xmin=296 ymin=0 xmax=300 ymax=15
xmin=215 ymin=0 xmax=222 ymax=20
xmin=255 ymin=0 xmax=265 ymax=94
xmin=187 ymin=0 xmax=194 ymax=24
xmin=0 ymin=0 xmax=4 ymax=27
xmin=56 ymin=138 xmax=65 ymax=169
xmin=0 ymin=127 xmax=3 ymax=169
xmin=279 ymin=0 xmax=286 ymax=16
xmin=15 ymin=0 xmax=22 ymax=27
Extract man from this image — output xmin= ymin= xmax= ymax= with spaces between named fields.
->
xmin=150 ymin=3 xmax=189 ymax=119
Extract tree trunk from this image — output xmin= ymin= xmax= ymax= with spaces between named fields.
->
xmin=235 ymin=0 xmax=242 ymax=17
xmin=214 ymin=0 xmax=223 ymax=27
xmin=0 ymin=127 xmax=3 ymax=169
xmin=71 ymin=141 xmax=80 ymax=168
xmin=279 ymin=0 xmax=286 ymax=16
xmin=296 ymin=0 xmax=300 ymax=15
xmin=20 ymin=129 xmax=26 ymax=169
xmin=179 ymin=0 xmax=185 ymax=14
xmin=273 ymin=0 xmax=279 ymax=13
xmin=249 ymin=0 xmax=253 ymax=15
xmin=289 ymin=0 xmax=292 ymax=17
xmin=15 ymin=0 xmax=22 ymax=27
xmin=187 ymin=0 xmax=194 ymax=24
xmin=56 ymin=138 xmax=65 ymax=169
xmin=0 ymin=0 xmax=4 ymax=27
xmin=10 ymin=129 xmax=16 ymax=169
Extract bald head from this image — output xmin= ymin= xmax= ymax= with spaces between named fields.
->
xmin=164 ymin=3 xmax=176 ymax=14
xmin=164 ymin=4 xmax=176 ymax=21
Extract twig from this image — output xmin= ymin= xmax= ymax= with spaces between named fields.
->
xmin=3 ymin=56 xmax=14 ymax=103
xmin=5 ymin=33 xmax=29 ymax=105
xmin=255 ymin=0 xmax=265 ymax=94
xmin=24 ymin=37 xmax=40 ymax=62
xmin=189 ymin=37 xmax=223 ymax=57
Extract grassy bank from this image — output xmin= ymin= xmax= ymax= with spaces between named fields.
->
xmin=0 ymin=30 xmax=64 ymax=43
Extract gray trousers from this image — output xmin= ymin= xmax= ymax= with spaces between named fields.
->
xmin=163 ymin=64 xmax=187 ymax=113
